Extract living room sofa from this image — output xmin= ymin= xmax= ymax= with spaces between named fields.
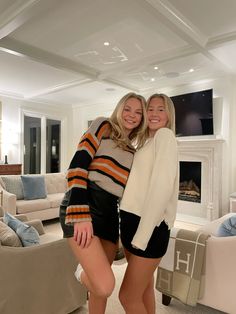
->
xmin=0 ymin=172 xmax=66 ymax=221
xmin=0 ymin=213 xmax=87 ymax=314
xmin=156 ymin=213 xmax=236 ymax=313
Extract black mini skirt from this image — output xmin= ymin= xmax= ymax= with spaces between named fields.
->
xmin=59 ymin=182 xmax=119 ymax=244
xmin=120 ymin=210 xmax=170 ymax=258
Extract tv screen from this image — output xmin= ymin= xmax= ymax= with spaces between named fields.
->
xmin=171 ymin=89 xmax=213 ymax=136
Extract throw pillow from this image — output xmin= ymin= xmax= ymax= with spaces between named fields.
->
xmin=21 ymin=175 xmax=47 ymax=200
xmin=216 ymin=215 xmax=236 ymax=237
xmin=16 ymin=223 xmax=40 ymax=247
xmin=4 ymin=212 xmax=40 ymax=247
xmin=0 ymin=221 xmax=22 ymax=247
xmin=1 ymin=176 xmax=24 ymax=200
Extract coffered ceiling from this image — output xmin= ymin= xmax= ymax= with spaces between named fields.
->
xmin=0 ymin=0 xmax=236 ymax=107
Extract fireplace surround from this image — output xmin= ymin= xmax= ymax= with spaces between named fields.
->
xmin=177 ymin=137 xmax=224 ymax=224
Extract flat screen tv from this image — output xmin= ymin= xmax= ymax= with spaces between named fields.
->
xmin=171 ymin=89 xmax=213 ymax=137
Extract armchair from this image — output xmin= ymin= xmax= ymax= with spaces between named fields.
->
xmin=156 ymin=213 xmax=236 ymax=313
xmin=0 ymin=215 xmax=87 ymax=314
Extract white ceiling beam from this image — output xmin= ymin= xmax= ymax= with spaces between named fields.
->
xmin=142 ymin=0 xmax=232 ymax=73
xmin=0 ymin=88 xmax=24 ymax=99
xmin=0 ymin=37 xmax=141 ymax=94
xmin=0 ymin=0 xmax=60 ymax=40
xmin=24 ymin=78 xmax=93 ymax=99
xmin=0 ymin=37 xmax=99 ymax=78
xmin=143 ymin=0 xmax=208 ymax=47
xmin=207 ymin=31 xmax=236 ymax=49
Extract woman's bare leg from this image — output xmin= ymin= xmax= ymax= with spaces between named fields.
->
xmin=87 ymin=238 xmax=118 ymax=314
xmin=122 ymin=250 xmax=156 ymax=313
xmin=119 ymin=249 xmax=161 ymax=314
xmin=143 ymin=276 xmax=155 ymax=314
xmin=68 ymin=237 xmax=115 ymax=300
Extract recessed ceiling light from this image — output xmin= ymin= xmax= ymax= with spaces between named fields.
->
xmin=189 ymin=68 xmax=194 ymax=72
xmin=104 ymin=42 xmax=110 ymax=46
xmin=154 ymin=66 xmax=158 ymax=70
xmin=151 ymin=78 xmax=155 ymax=82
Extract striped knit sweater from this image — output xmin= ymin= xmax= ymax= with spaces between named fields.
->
xmin=65 ymin=117 xmax=134 ymax=225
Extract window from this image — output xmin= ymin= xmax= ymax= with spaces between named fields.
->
xmin=23 ymin=114 xmax=61 ymax=174
xmin=24 ymin=116 xmax=41 ymax=174
xmin=46 ymin=119 xmax=61 ymax=173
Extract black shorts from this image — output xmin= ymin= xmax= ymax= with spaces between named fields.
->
xmin=59 ymin=182 xmax=119 ymax=244
xmin=120 ymin=210 xmax=170 ymax=258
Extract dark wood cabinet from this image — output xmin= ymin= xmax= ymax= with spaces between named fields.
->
xmin=0 ymin=164 xmax=22 ymax=175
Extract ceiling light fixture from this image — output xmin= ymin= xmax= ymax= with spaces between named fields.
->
xmin=154 ymin=66 xmax=158 ymax=70
xmin=104 ymin=42 xmax=110 ymax=46
xmin=151 ymin=78 xmax=155 ymax=82
xmin=189 ymin=68 xmax=194 ymax=72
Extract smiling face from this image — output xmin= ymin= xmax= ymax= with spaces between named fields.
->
xmin=121 ymin=97 xmax=143 ymax=134
xmin=147 ymin=96 xmax=169 ymax=137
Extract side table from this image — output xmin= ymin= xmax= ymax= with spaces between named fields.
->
xmin=0 ymin=164 xmax=22 ymax=175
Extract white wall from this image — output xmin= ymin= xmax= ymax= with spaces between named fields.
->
xmin=1 ymin=97 xmax=21 ymax=164
xmin=71 ymin=102 xmax=115 ymax=149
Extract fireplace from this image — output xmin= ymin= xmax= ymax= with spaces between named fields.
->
xmin=177 ymin=138 xmax=224 ymax=224
xmin=179 ymin=161 xmax=201 ymax=203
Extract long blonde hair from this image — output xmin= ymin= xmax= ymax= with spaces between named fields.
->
xmin=109 ymin=92 xmax=147 ymax=151
xmin=145 ymin=93 xmax=176 ymax=139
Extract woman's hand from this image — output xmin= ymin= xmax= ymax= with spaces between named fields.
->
xmin=73 ymin=221 xmax=94 ymax=248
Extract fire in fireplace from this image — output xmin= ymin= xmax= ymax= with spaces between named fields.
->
xmin=179 ymin=161 xmax=201 ymax=203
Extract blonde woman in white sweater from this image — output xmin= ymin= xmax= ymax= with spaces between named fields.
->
xmin=119 ymin=93 xmax=179 ymax=314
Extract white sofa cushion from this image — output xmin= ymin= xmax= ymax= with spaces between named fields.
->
xmin=44 ymin=173 xmax=66 ymax=194
xmin=47 ymin=193 xmax=65 ymax=208
xmin=16 ymin=199 xmax=51 ymax=213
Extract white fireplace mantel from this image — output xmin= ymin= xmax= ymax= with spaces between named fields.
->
xmin=177 ymin=137 xmax=224 ymax=224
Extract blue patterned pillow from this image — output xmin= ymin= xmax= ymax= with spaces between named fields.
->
xmin=3 ymin=212 xmax=40 ymax=246
xmin=217 ymin=215 xmax=236 ymax=237
xmin=1 ymin=176 xmax=24 ymax=200
xmin=21 ymin=175 xmax=47 ymax=200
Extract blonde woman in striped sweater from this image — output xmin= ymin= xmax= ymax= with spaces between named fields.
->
xmin=59 ymin=92 xmax=147 ymax=314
